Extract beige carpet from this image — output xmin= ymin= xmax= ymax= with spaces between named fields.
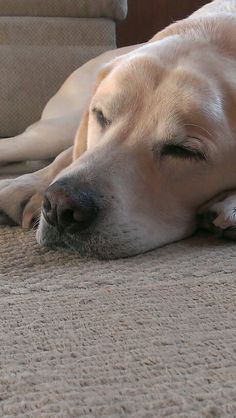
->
xmin=0 ymin=226 xmax=235 ymax=418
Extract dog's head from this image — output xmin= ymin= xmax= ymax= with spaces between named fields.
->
xmin=37 ymin=38 xmax=236 ymax=258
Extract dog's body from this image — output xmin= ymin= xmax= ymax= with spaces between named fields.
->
xmin=0 ymin=0 xmax=236 ymax=258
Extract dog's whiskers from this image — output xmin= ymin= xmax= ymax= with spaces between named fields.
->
xmin=32 ymin=219 xmax=40 ymax=229
xmin=25 ymin=207 xmax=42 ymax=229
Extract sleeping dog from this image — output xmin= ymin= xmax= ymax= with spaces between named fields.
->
xmin=0 ymin=0 xmax=235 ymax=258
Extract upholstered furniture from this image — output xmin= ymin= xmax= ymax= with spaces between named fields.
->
xmin=0 ymin=0 xmax=127 ymax=137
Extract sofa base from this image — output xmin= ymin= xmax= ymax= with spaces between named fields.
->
xmin=1 ymin=16 xmax=116 ymax=137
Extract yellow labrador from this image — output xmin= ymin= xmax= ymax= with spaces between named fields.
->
xmin=0 ymin=0 xmax=236 ymax=258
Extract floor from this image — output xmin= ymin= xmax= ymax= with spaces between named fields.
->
xmin=0 ymin=226 xmax=235 ymax=417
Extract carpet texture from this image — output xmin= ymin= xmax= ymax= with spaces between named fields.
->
xmin=0 ymin=227 xmax=235 ymax=417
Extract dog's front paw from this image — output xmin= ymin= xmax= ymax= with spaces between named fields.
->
xmin=198 ymin=191 xmax=236 ymax=239
xmin=0 ymin=174 xmax=44 ymax=228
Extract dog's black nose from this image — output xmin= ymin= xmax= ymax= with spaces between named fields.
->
xmin=42 ymin=181 xmax=98 ymax=233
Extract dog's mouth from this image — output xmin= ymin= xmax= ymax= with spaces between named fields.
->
xmin=36 ymin=219 xmax=146 ymax=259
xmin=36 ymin=198 xmax=163 ymax=258
xmin=36 ymin=207 xmax=197 ymax=259
xmin=36 ymin=176 xmax=199 ymax=259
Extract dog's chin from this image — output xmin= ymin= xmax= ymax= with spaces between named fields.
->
xmin=36 ymin=218 xmax=149 ymax=259
xmin=36 ymin=214 xmax=197 ymax=259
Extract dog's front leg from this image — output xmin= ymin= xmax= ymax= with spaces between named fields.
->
xmin=0 ymin=114 xmax=79 ymax=167
xmin=0 ymin=147 xmax=73 ymax=228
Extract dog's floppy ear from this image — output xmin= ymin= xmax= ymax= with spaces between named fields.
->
xmin=73 ymin=64 xmax=113 ymax=161
xmin=73 ymin=110 xmax=89 ymax=160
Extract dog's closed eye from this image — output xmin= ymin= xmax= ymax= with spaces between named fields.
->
xmin=160 ymin=143 xmax=207 ymax=161
xmin=92 ymin=107 xmax=111 ymax=129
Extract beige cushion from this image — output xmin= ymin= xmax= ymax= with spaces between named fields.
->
xmin=0 ymin=0 xmax=127 ymax=20
xmin=0 ymin=17 xmax=116 ymax=137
